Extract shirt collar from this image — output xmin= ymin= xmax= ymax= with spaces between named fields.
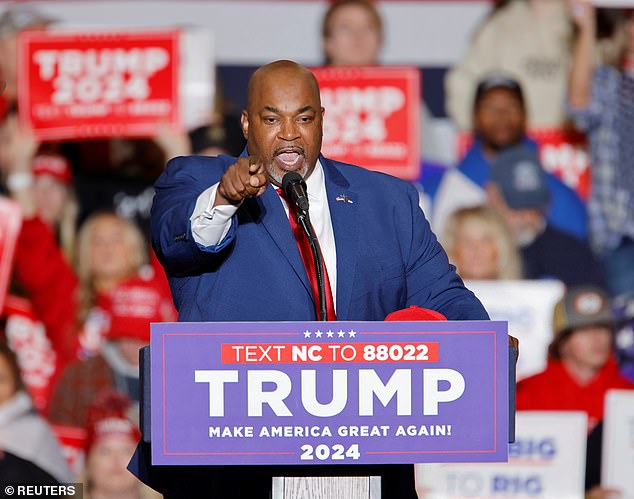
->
xmin=305 ymin=159 xmax=324 ymax=201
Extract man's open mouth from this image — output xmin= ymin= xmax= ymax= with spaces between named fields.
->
xmin=274 ymin=147 xmax=304 ymax=168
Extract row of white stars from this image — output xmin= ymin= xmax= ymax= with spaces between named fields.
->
xmin=303 ymin=329 xmax=356 ymax=338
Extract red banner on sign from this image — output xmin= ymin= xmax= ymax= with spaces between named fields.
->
xmin=457 ymin=128 xmax=591 ymax=200
xmin=19 ymin=30 xmax=179 ymax=140
xmin=0 ymin=197 xmax=22 ymax=313
xmin=313 ymin=66 xmax=421 ymax=180
xmin=220 ymin=342 xmax=439 ymax=364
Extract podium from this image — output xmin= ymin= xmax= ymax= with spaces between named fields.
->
xmin=135 ymin=320 xmax=516 ymax=498
xmin=271 ymin=476 xmax=381 ymax=499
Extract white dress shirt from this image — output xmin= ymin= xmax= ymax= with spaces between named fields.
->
xmin=190 ymin=160 xmax=338 ymax=309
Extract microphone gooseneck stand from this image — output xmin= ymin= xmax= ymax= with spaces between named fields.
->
xmin=281 ymin=171 xmax=328 ymax=322
xmin=295 ymin=208 xmax=328 ymax=322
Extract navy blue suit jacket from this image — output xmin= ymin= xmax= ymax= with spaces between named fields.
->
xmin=151 ymin=153 xmax=488 ymax=322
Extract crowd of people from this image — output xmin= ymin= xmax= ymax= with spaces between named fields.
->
xmin=0 ymin=0 xmax=633 ymax=498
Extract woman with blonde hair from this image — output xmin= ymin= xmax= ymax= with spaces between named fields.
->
xmin=11 ymin=209 xmax=174 ymax=420
xmin=74 ymin=212 xmax=150 ymax=356
xmin=443 ymin=205 xmax=522 ymax=281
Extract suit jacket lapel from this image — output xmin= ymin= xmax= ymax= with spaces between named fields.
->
xmin=244 ymin=184 xmax=313 ymax=299
xmin=322 ymin=156 xmax=358 ymax=319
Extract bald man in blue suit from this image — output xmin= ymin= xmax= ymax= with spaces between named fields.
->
xmin=138 ymin=60 xmax=488 ymax=498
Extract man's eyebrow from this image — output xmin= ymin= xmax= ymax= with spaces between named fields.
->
xmin=260 ymin=105 xmax=316 ymax=114
xmin=297 ymin=106 xmax=316 ymax=114
xmin=262 ymin=106 xmax=281 ymax=113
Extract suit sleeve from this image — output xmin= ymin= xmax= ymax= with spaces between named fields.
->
xmin=150 ymin=156 xmax=238 ymax=277
xmin=403 ymin=184 xmax=489 ymax=320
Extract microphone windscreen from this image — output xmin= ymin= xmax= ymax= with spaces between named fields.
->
xmin=282 ymin=171 xmax=304 ymax=196
xmin=281 ymin=171 xmax=309 ymax=211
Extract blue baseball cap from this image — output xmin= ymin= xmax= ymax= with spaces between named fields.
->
xmin=490 ymin=145 xmax=550 ymax=210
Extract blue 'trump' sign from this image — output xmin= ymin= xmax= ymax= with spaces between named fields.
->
xmin=150 ymin=320 xmax=508 ymax=465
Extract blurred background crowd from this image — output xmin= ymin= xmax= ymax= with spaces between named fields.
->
xmin=0 ymin=0 xmax=633 ymax=498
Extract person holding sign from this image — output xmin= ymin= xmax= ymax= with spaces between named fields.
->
xmin=433 ymin=74 xmax=587 ymax=242
xmin=517 ymin=285 xmax=634 ymax=498
xmin=141 ymin=60 xmax=490 ymax=498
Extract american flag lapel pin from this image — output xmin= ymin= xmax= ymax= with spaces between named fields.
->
xmin=335 ymin=194 xmax=354 ymax=204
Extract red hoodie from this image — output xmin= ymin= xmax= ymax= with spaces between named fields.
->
xmin=516 ymin=357 xmax=634 ymax=431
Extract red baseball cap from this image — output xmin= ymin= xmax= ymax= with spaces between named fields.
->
xmin=385 ymin=306 xmax=447 ymax=321
xmin=106 ymin=280 xmax=175 ymax=343
xmin=32 ymin=154 xmax=72 ymax=185
xmin=85 ymin=390 xmax=141 ymax=452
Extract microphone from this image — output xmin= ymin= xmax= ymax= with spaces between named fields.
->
xmin=281 ymin=171 xmax=327 ymax=321
xmin=282 ymin=172 xmax=309 ymax=213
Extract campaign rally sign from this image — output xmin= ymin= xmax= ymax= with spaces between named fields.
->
xmin=467 ymin=280 xmax=565 ymax=381
xmin=19 ymin=29 xmax=179 ymax=140
xmin=313 ymin=66 xmax=421 ymax=180
xmin=602 ymin=390 xmax=634 ymax=496
xmin=416 ymin=411 xmax=588 ymax=498
xmin=151 ymin=320 xmax=508 ymax=466
xmin=4 ymin=296 xmax=57 ymax=412
xmin=0 ymin=197 xmax=22 ymax=313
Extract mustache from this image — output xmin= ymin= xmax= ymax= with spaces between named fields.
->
xmin=273 ymin=145 xmax=305 ymax=156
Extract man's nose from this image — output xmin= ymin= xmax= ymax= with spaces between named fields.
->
xmin=278 ymin=118 xmax=300 ymax=141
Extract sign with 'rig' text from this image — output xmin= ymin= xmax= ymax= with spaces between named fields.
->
xmin=602 ymin=390 xmax=634 ymax=497
xmin=19 ymin=30 xmax=179 ymax=140
xmin=151 ymin=320 xmax=508 ymax=465
xmin=416 ymin=411 xmax=588 ymax=498
xmin=313 ymin=66 xmax=421 ymax=180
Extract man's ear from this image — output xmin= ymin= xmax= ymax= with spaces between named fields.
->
xmin=240 ymin=110 xmax=249 ymax=140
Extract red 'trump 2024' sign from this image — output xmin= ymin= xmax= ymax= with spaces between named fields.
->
xmin=313 ymin=66 xmax=421 ymax=181
xmin=19 ymin=30 xmax=179 ymax=140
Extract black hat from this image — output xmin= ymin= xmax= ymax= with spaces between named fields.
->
xmin=553 ymin=286 xmax=614 ymax=337
xmin=549 ymin=285 xmax=614 ymax=358
xmin=474 ymin=74 xmax=525 ymax=110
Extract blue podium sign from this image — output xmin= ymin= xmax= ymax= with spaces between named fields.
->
xmin=150 ymin=321 xmax=508 ymax=465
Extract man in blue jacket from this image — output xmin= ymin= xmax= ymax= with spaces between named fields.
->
xmin=151 ymin=60 xmax=486 ymax=324
xmin=138 ymin=60 xmax=488 ymax=498
xmin=433 ymin=74 xmax=587 ymax=241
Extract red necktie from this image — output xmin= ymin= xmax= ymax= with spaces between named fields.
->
xmin=277 ymin=189 xmax=337 ymax=321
